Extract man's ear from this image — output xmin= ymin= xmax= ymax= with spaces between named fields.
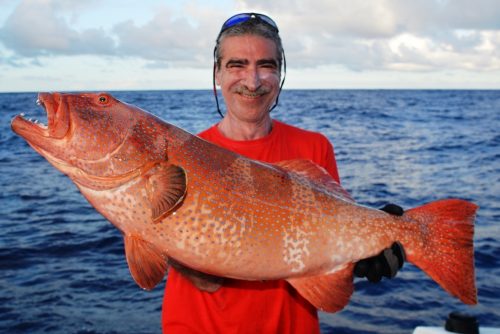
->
xmin=214 ymin=63 xmax=221 ymax=86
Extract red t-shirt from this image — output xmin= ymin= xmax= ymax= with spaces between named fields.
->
xmin=162 ymin=119 xmax=340 ymax=333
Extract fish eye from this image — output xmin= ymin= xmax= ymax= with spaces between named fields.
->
xmin=98 ymin=95 xmax=109 ymax=104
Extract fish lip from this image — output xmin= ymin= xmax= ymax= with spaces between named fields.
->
xmin=11 ymin=92 xmax=69 ymax=141
xmin=11 ymin=113 xmax=48 ymax=140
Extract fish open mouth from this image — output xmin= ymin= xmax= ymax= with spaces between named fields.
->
xmin=11 ymin=92 xmax=69 ymax=140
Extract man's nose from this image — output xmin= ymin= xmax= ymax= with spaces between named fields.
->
xmin=242 ymin=67 xmax=261 ymax=91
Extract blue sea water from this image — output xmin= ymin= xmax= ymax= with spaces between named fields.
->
xmin=0 ymin=89 xmax=499 ymax=334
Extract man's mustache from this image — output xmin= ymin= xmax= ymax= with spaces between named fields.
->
xmin=232 ymin=85 xmax=271 ymax=96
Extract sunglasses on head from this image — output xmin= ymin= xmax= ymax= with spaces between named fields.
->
xmin=219 ymin=13 xmax=279 ymax=36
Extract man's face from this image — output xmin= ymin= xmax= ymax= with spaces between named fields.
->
xmin=215 ymin=34 xmax=281 ymax=123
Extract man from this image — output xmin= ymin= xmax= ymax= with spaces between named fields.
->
xmin=162 ymin=13 xmax=404 ymax=333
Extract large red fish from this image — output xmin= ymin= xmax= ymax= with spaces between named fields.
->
xmin=11 ymin=92 xmax=477 ymax=312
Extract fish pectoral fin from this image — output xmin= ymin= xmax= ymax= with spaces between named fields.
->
xmin=286 ymin=263 xmax=355 ymax=313
xmin=124 ymin=234 xmax=168 ymax=290
xmin=274 ymin=159 xmax=354 ymax=202
xmin=145 ymin=163 xmax=187 ymax=223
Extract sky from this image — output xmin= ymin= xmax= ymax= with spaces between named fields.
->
xmin=0 ymin=0 xmax=499 ymax=92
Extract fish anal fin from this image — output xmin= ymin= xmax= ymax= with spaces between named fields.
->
xmin=145 ymin=163 xmax=187 ymax=223
xmin=274 ymin=159 xmax=354 ymax=202
xmin=287 ymin=263 xmax=355 ymax=313
xmin=124 ymin=234 xmax=168 ymax=290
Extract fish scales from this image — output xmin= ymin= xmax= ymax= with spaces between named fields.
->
xmin=11 ymin=92 xmax=478 ymax=312
xmin=166 ymin=140 xmax=343 ymax=277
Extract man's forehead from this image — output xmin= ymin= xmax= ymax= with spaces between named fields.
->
xmin=219 ymin=34 xmax=279 ymax=60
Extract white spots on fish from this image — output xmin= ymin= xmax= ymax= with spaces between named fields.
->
xmin=170 ymin=188 xmax=252 ymax=268
xmin=175 ymin=238 xmax=187 ymax=252
xmin=80 ymin=177 xmax=158 ymax=246
xmin=171 ymin=192 xmax=214 ymax=253
xmin=282 ymin=221 xmax=310 ymax=273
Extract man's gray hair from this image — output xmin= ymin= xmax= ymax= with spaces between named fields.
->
xmin=214 ymin=20 xmax=284 ymax=71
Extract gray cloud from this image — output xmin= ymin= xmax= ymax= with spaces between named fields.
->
xmin=112 ymin=10 xmax=209 ymax=65
xmin=0 ymin=0 xmax=115 ymax=57
xmin=237 ymin=0 xmax=500 ymax=72
xmin=1 ymin=0 xmax=499 ymax=74
xmin=0 ymin=0 xmax=220 ymax=67
xmin=243 ymin=0 xmax=500 ymax=35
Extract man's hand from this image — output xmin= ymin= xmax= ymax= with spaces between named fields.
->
xmin=353 ymin=204 xmax=406 ymax=283
xmin=169 ymin=259 xmax=224 ymax=292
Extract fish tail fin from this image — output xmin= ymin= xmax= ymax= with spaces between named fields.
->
xmin=405 ymin=199 xmax=478 ymax=304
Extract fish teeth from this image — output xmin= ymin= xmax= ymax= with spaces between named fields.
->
xmin=36 ymin=99 xmax=41 ymax=105
xmin=21 ymin=111 xmax=47 ymax=127
xmin=32 ymin=119 xmax=47 ymax=127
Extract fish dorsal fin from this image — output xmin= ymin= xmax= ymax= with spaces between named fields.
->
xmin=124 ymin=234 xmax=168 ymax=290
xmin=287 ymin=263 xmax=355 ymax=313
xmin=145 ymin=163 xmax=187 ymax=223
xmin=273 ymin=159 xmax=354 ymax=203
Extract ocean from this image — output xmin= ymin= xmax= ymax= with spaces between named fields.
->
xmin=1 ymin=90 xmax=499 ymax=333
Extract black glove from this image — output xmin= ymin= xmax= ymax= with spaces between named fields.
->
xmin=354 ymin=204 xmax=406 ymax=283
xmin=379 ymin=203 xmax=404 ymax=216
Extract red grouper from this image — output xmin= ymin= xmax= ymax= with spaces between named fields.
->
xmin=11 ymin=92 xmax=478 ymax=312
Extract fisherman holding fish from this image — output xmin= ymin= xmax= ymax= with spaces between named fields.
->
xmin=10 ymin=11 xmax=477 ymax=333
xmin=161 ymin=13 xmax=406 ymax=334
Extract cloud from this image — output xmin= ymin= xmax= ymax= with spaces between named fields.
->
xmin=0 ymin=0 xmax=228 ymax=67
xmin=0 ymin=0 xmax=499 ymax=74
xmin=239 ymin=0 xmax=500 ymax=72
xmin=110 ymin=2 xmax=239 ymax=66
xmin=0 ymin=0 xmax=115 ymax=57
xmin=112 ymin=6 xmax=211 ymax=66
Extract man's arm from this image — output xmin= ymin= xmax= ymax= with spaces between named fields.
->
xmin=168 ymin=259 xmax=224 ymax=292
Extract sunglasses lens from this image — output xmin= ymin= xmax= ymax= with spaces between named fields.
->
xmin=222 ymin=14 xmax=252 ymax=30
xmin=220 ymin=13 xmax=278 ymax=33
xmin=256 ymin=14 xmax=278 ymax=30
